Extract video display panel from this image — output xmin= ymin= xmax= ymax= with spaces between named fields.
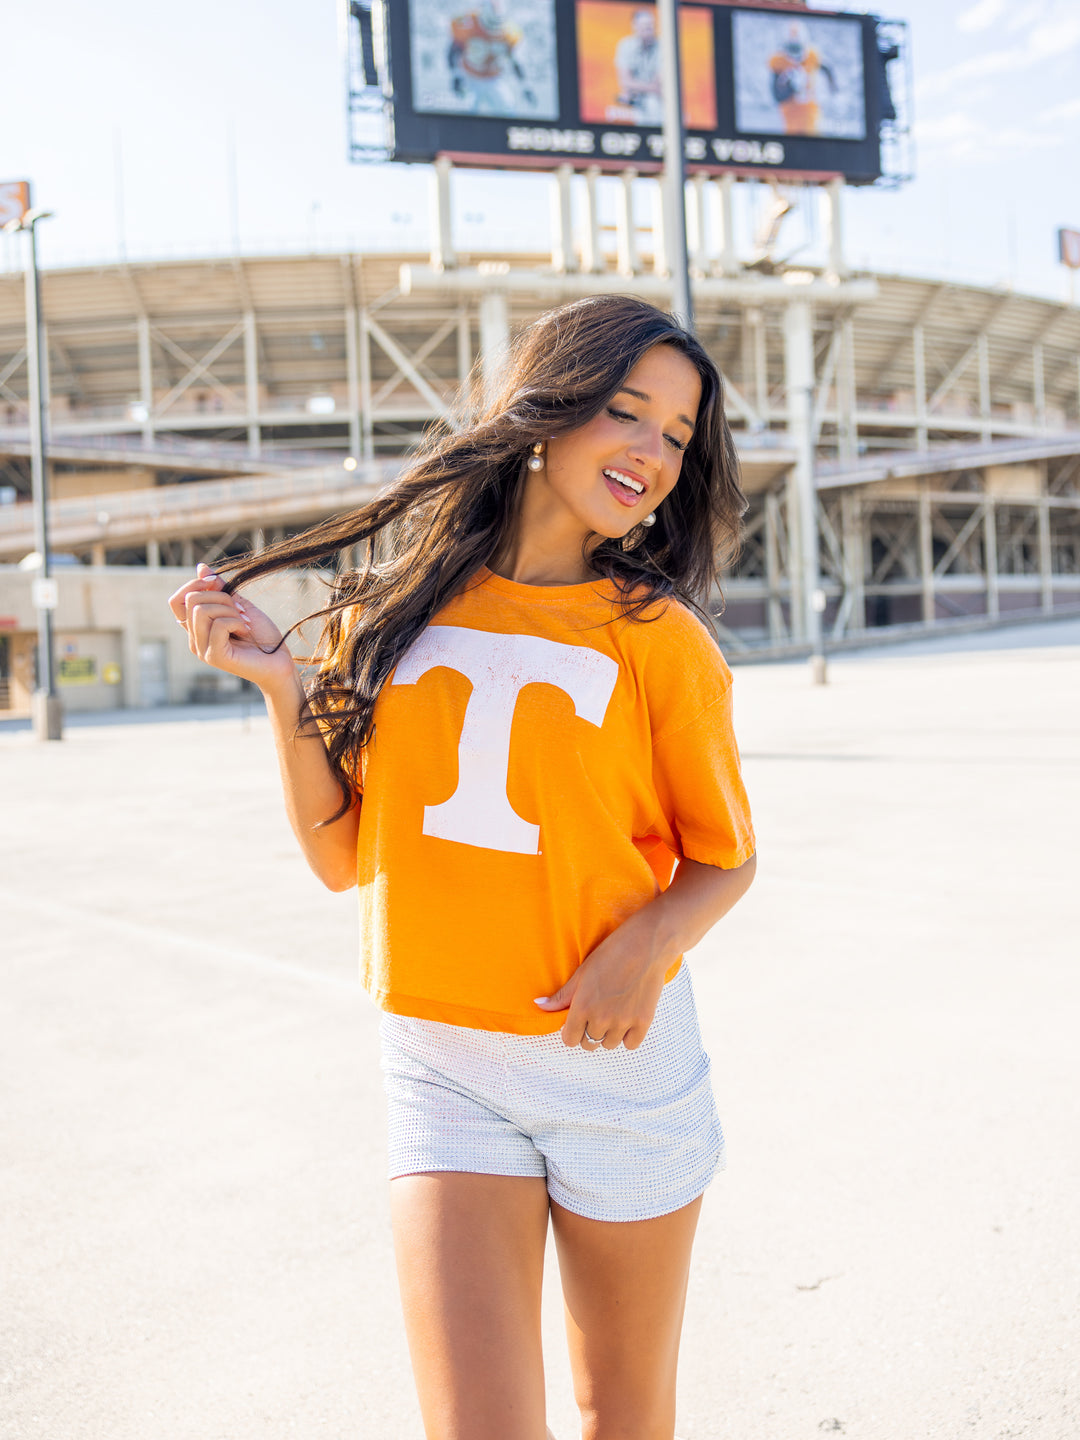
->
xmin=576 ymin=3 xmax=716 ymax=131
xmin=378 ymin=1 xmax=894 ymax=185
xmin=408 ymin=0 xmax=560 ymax=121
xmin=732 ymin=10 xmax=866 ymax=141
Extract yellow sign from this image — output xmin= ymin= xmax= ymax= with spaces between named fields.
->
xmin=58 ymin=656 xmax=98 ymax=685
xmin=102 ymin=662 xmax=122 ymax=685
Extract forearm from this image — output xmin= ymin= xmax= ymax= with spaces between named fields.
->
xmin=262 ymin=668 xmax=360 ymax=892
xmin=644 ymin=853 xmax=757 ymax=970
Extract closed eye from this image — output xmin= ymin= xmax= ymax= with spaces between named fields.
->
xmin=608 ymin=406 xmax=690 ymax=453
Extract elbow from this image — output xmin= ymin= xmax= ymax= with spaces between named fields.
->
xmin=307 ymin=853 xmax=358 ymax=892
xmin=319 ymin=866 xmax=357 ymax=894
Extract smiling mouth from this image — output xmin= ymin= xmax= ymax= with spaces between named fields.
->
xmin=602 ymin=467 xmax=647 ymax=503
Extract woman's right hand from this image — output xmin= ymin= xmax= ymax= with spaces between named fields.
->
xmin=167 ymin=563 xmax=298 ymax=695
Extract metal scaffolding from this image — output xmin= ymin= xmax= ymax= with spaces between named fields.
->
xmin=2 ymin=171 xmax=1080 ymax=651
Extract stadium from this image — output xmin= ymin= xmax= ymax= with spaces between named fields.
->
xmin=1 ymin=1 xmax=1079 ymax=717
xmin=2 ymin=225 xmax=1079 ymax=715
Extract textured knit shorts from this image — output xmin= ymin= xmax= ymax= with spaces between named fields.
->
xmin=379 ymin=962 xmax=724 ymax=1223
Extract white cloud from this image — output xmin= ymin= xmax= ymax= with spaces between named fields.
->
xmin=1037 ymin=96 xmax=1080 ymax=123
xmin=920 ymin=0 xmax=1080 ymax=99
xmin=914 ymin=110 xmax=1063 ymax=161
xmin=957 ymin=0 xmax=1007 ymax=34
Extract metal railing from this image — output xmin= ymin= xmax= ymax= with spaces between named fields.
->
xmin=0 ymin=460 xmax=402 ymax=549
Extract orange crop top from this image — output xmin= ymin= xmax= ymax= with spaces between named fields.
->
xmin=352 ymin=567 xmax=755 ymax=1034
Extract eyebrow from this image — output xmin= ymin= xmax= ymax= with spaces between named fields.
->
xmin=617 ymin=387 xmax=696 ymax=433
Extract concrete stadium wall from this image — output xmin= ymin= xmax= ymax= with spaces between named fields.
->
xmin=0 ymin=567 xmax=330 ymax=716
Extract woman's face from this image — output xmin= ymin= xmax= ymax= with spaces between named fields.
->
xmin=535 ymin=344 xmax=703 ymax=544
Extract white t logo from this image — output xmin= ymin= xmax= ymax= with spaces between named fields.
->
xmin=392 ymin=625 xmax=618 ymax=854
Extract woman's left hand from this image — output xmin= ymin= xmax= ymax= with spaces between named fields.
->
xmin=532 ymin=855 xmax=758 ymax=1052
xmin=533 ymin=909 xmax=669 ymax=1052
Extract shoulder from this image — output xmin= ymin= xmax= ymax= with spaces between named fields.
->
xmin=614 ymin=595 xmax=733 ymax=716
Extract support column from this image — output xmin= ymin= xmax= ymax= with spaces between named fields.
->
xmin=136 ymin=315 xmax=154 ymax=448
xmin=840 ymin=490 xmax=864 ymax=633
xmin=711 ymin=173 xmax=738 ymax=277
xmin=581 ymin=166 xmax=604 ymax=274
xmin=146 ymin=539 xmax=160 ymax=568
xmin=1032 ymin=343 xmax=1046 ymax=433
xmin=181 ymin=538 xmax=195 ymax=568
xmin=651 ymin=180 xmax=668 ymax=277
xmin=358 ymin=307 xmax=374 ymax=461
xmin=1038 ymin=495 xmax=1053 ymax=613
xmin=344 ymin=304 xmax=361 ymax=459
xmin=783 ymin=298 xmax=821 ymax=657
xmin=243 ymin=310 xmax=260 ymax=457
xmin=822 ymin=177 xmax=848 ymax=281
xmin=838 ymin=313 xmax=857 ymax=465
xmin=764 ymin=489 xmax=785 ymax=642
xmin=90 ymin=542 xmax=106 ymax=567
xmin=983 ymin=499 xmax=999 ymax=619
xmin=615 ymin=168 xmax=638 ymax=277
xmin=978 ymin=332 xmax=992 ymax=444
xmin=913 ymin=322 xmax=928 ymax=451
xmin=551 ymin=164 xmax=576 ymax=274
xmin=479 ymin=289 xmax=509 ymax=409
xmin=456 ymin=308 xmax=472 ymax=398
xmin=430 ymin=156 xmax=456 ymax=272
xmin=687 ymin=173 xmax=708 ymax=277
xmin=918 ymin=486 xmax=935 ymax=623
xmin=251 ymin=527 xmax=265 ymax=553
xmin=747 ymin=309 xmax=768 ymax=424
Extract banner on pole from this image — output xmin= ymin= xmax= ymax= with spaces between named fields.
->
xmin=0 ymin=180 xmax=31 ymax=227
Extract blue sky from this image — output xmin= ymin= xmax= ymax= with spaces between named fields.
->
xmin=3 ymin=0 xmax=1079 ymax=301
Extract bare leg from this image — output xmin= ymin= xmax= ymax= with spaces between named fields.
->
xmin=550 ymin=1195 xmax=703 ymax=1440
xmin=390 ymin=1172 xmax=551 ymax=1440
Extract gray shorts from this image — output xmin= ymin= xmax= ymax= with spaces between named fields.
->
xmin=379 ymin=962 xmax=724 ymax=1223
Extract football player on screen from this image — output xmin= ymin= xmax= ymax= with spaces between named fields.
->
xmin=448 ymin=2 xmax=537 ymax=115
xmin=768 ymin=20 xmax=836 ymax=135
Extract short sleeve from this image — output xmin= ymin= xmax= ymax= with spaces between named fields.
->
xmin=650 ymin=682 xmax=755 ymax=869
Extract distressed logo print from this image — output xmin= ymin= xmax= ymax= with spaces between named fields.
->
xmin=393 ymin=626 xmax=618 ymax=854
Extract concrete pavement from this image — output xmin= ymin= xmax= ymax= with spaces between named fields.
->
xmin=2 ymin=620 xmax=1078 ymax=1439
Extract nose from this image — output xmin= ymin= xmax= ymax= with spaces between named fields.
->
xmin=627 ymin=424 xmax=664 ymax=474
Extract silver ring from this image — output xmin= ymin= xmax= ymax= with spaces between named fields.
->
xmin=583 ymin=1030 xmax=605 ymax=1045
xmin=175 ymin=616 xmax=188 ymax=628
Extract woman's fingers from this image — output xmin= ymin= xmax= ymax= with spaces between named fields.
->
xmin=188 ymin=599 xmax=250 ymax=655
xmin=168 ymin=569 xmax=225 ymax=627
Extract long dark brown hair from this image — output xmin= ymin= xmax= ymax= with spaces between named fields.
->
xmin=218 ymin=294 xmax=746 ymax=817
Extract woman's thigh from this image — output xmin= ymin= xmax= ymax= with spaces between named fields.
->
xmin=550 ymin=1194 xmax=703 ymax=1440
xmin=390 ymin=1171 xmax=552 ymax=1440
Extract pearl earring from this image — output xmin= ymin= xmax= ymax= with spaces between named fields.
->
xmin=527 ymin=442 xmax=544 ymax=471
xmin=641 ymin=511 xmax=656 ymax=527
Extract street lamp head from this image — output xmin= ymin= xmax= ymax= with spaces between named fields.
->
xmin=2 ymin=209 xmax=54 ymax=232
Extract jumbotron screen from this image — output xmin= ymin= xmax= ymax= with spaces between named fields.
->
xmin=377 ymin=0 xmax=898 ymax=183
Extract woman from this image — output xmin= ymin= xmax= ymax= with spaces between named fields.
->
xmin=169 ymin=294 xmax=756 ymax=1440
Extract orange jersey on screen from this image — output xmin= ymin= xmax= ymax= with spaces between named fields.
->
xmin=450 ymin=13 xmax=523 ymax=78
xmin=769 ymin=47 xmax=823 ymax=135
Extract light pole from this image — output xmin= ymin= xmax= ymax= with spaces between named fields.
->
xmin=3 ymin=202 xmax=62 ymax=739
xmin=657 ymin=0 xmax=692 ymax=331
